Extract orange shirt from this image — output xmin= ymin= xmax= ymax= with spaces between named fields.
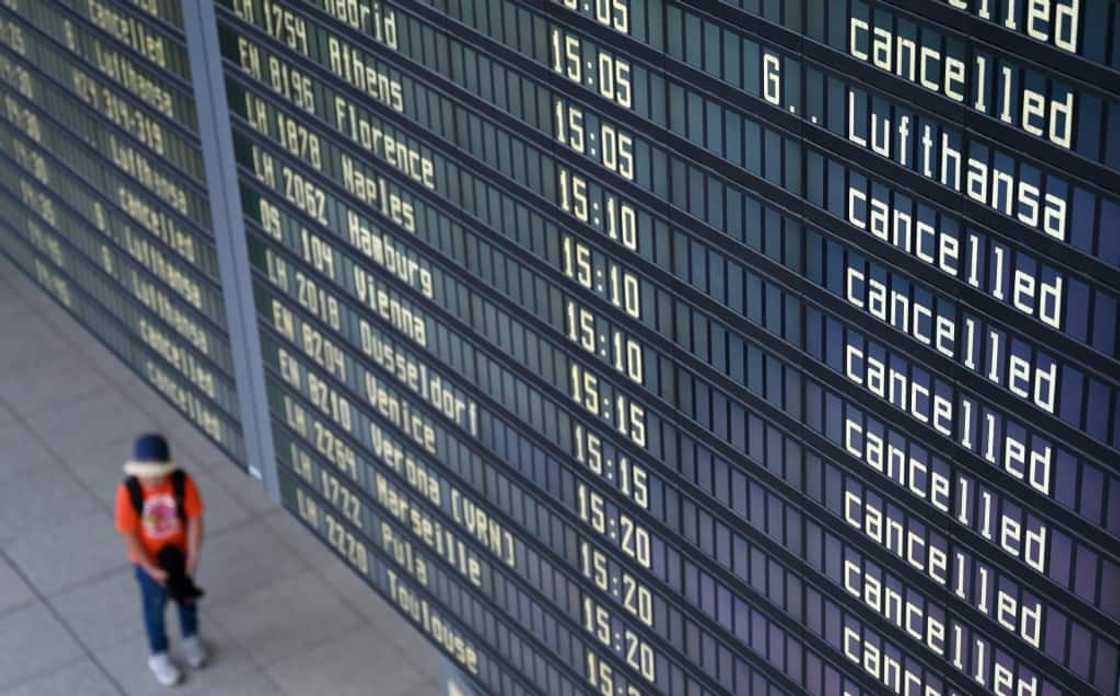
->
xmin=115 ymin=474 xmax=204 ymax=562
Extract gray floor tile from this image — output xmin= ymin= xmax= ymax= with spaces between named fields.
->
xmin=61 ymin=435 xmax=135 ymax=508
xmin=0 ymin=657 xmax=122 ymax=696
xmin=48 ymin=567 xmax=147 ymax=651
xmin=0 ymin=421 xmax=61 ymax=485
xmin=38 ymin=305 xmax=101 ymax=348
xmin=92 ymin=613 xmax=254 ymax=696
xmin=401 ymin=678 xmax=445 ymax=696
xmin=0 ymin=556 xmax=35 ymax=617
xmin=0 ymin=290 xmax=35 ymax=324
xmin=81 ymin=358 xmax=139 ymax=397
xmin=125 ymin=387 xmax=191 ymax=437
xmin=0 ymin=280 xmax=32 ymax=308
xmin=0 ymin=319 xmax=72 ymax=371
xmin=262 ymin=509 xmax=341 ymax=571
xmin=26 ymin=392 xmax=160 ymax=462
xmin=30 ymin=290 xmax=71 ymax=319
xmin=72 ymin=331 xmax=131 ymax=367
xmin=0 ymin=465 xmax=103 ymax=543
xmin=156 ymin=665 xmax=280 ymax=696
xmin=13 ymin=271 xmax=65 ymax=304
xmin=24 ymin=386 xmax=138 ymax=430
xmin=0 ymin=402 xmax=15 ymax=427
xmin=317 ymin=559 xmax=403 ymax=627
xmin=23 ymin=294 xmax=75 ymax=328
xmin=0 ymin=261 xmax=35 ymax=295
xmin=209 ymin=462 xmax=275 ymax=516
xmin=2 ymin=510 xmax=127 ymax=597
xmin=193 ymin=519 xmax=308 ymax=608
xmin=0 ymin=264 xmax=36 ymax=315
xmin=208 ymin=570 xmax=364 ymax=667
xmin=0 ymin=265 xmax=23 ymax=292
xmin=0 ymin=359 xmax=112 ymax=418
xmin=0 ymin=602 xmax=85 ymax=689
xmin=186 ymin=468 xmax=252 ymax=536
xmin=266 ymin=623 xmax=427 ymax=696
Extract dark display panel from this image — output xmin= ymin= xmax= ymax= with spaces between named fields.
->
xmin=3 ymin=1 xmax=1119 ymax=695
xmin=214 ymin=0 xmax=1120 ymax=694
xmin=0 ymin=0 xmax=245 ymax=462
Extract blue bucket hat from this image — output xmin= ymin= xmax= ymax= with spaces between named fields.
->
xmin=123 ymin=433 xmax=175 ymax=477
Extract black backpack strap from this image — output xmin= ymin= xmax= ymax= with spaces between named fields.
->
xmin=124 ymin=476 xmax=143 ymax=516
xmin=170 ymin=469 xmax=187 ymax=524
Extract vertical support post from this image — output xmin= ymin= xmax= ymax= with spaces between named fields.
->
xmin=182 ymin=1 xmax=279 ymax=501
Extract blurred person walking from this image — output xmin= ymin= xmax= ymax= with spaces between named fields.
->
xmin=115 ymin=433 xmax=207 ymax=687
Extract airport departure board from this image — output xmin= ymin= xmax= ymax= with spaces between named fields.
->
xmin=2 ymin=1 xmax=1119 ymax=695
xmin=0 ymin=0 xmax=245 ymax=462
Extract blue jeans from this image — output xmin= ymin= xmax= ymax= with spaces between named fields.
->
xmin=135 ymin=564 xmax=197 ymax=654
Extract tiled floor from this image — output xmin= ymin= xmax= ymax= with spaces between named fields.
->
xmin=0 ymin=257 xmax=448 ymax=695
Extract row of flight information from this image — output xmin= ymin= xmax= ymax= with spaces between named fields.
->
xmin=0 ymin=0 xmax=1116 ymax=695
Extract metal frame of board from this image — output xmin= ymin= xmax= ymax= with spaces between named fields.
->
xmin=183 ymin=0 xmax=280 ymax=502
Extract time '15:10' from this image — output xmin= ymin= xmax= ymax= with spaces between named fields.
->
xmin=558 ymin=168 xmax=639 ymax=254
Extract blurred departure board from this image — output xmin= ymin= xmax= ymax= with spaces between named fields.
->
xmin=4 ymin=1 xmax=1120 ymax=695
xmin=0 ymin=0 xmax=244 ymax=462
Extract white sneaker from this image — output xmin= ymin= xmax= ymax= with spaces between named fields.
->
xmin=181 ymin=635 xmax=208 ymax=669
xmin=147 ymin=652 xmax=182 ymax=686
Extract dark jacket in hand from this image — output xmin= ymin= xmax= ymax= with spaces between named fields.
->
xmin=156 ymin=546 xmax=205 ymax=604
